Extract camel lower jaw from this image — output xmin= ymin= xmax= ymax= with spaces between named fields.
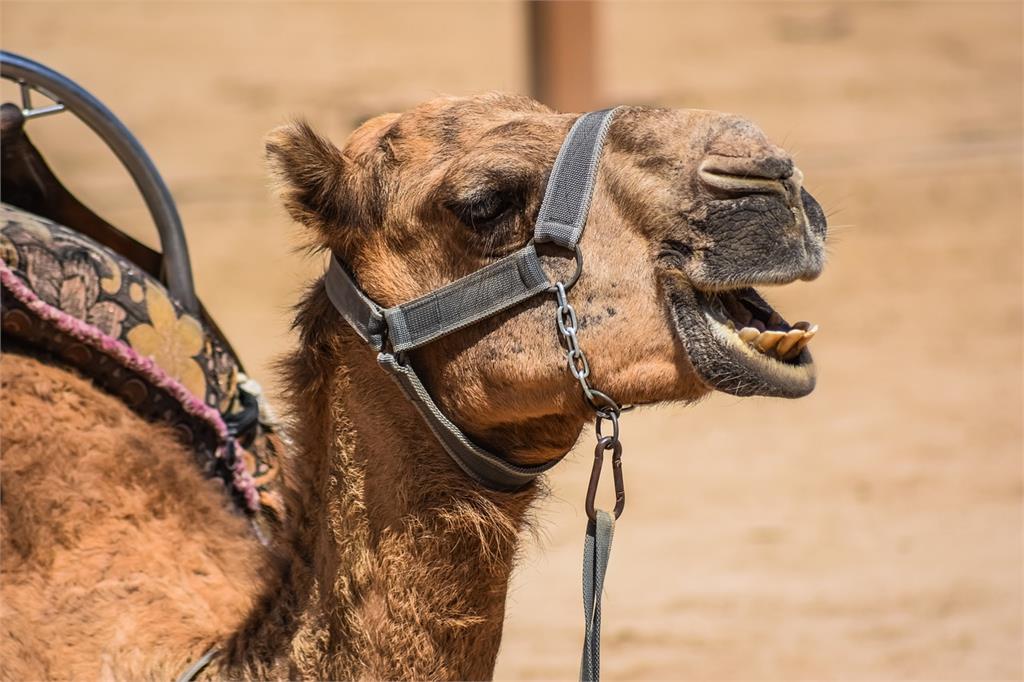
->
xmin=664 ymin=275 xmax=817 ymax=398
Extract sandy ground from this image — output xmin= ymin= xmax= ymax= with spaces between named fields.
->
xmin=2 ymin=2 xmax=1021 ymax=679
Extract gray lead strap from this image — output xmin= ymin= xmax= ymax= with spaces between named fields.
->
xmin=580 ymin=511 xmax=615 ymax=682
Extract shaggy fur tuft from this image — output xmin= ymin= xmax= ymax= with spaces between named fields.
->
xmin=1 ymin=352 xmax=266 ymax=681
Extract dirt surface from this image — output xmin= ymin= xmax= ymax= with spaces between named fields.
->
xmin=2 ymin=2 xmax=1021 ymax=679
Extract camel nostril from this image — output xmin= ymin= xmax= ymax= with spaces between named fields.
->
xmin=698 ymin=154 xmax=805 ymax=205
xmin=700 ymin=154 xmax=794 ymax=182
xmin=700 ymin=164 xmax=788 ymax=199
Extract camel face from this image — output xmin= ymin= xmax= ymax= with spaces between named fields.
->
xmin=267 ymin=94 xmax=826 ymax=462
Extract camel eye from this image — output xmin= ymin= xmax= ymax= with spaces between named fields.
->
xmin=449 ymin=191 xmax=517 ymax=229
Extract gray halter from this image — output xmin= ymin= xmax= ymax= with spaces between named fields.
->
xmin=324 ymin=108 xmax=620 ymax=491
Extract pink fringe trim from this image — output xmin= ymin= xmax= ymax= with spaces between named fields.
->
xmin=1 ymin=262 xmax=260 ymax=512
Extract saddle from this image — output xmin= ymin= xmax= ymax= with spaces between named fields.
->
xmin=1 ymin=54 xmax=285 ymax=541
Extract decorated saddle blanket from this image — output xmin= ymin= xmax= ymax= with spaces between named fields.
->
xmin=0 ymin=203 xmax=284 ymax=539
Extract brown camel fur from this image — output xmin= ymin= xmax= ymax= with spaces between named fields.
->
xmin=1 ymin=93 xmax=826 ymax=680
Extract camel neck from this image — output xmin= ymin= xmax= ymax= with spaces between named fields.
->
xmin=225 ymin=291 xmax=539 ymax=680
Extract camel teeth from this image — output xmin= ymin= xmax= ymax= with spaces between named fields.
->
xmin=782 ymin=325 xmax=819 ymax=360
xmin=738 ymin=326 xmax=760 ymax=342
xmin=775 ymin=329 xmax=805 ymax=356
xmin=755 ymin=330 xmax=785 ymax=351
xmin=795 ymin=324 xmax=818 ymax=351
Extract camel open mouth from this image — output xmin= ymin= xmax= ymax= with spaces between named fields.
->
xmin=664 ymin=276 xmax=818 ymax=398
xmin=698 ymin=288 xmax=817 ymax=363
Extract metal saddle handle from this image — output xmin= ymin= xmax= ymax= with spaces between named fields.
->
xmin=0 ymin=50 xmax=199 ymax=315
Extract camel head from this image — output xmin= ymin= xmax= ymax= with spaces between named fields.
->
xmin=267 ymin=94 xmax=827 ymax=464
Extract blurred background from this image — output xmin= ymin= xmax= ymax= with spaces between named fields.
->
xmin=2 ymin=1 xmax=1020 ymax=679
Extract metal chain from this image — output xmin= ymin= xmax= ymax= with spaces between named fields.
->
xmin=552 ymin=278 xmax=626 ymax=521
xmin=554 ymin=281 xmax=621 ymax=416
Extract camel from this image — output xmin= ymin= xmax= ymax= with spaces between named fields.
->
xmin=0 ymin=93 xmax=827 ymax=680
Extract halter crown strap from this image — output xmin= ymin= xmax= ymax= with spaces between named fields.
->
xmin=324 ymin=107 xmax=621 ymax=490
xmin=535 ymin=109 xmax=619 ymax=249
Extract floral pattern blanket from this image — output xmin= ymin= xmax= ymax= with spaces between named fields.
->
xmin=1 ymin=203 xmax=284 ymax=539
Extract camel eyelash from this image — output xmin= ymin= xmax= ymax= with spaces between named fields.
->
xmin=447 ymin=189 xmax=523 ymax=230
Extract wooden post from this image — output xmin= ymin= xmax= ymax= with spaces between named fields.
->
xmin=528 ymin=0 xmax=597 ymax=113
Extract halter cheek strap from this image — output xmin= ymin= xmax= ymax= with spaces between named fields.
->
xmin=323 ymin=107 xmax=620 ymax=491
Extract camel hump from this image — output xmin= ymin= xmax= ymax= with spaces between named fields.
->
xmin=0 ymin=203 xmax=285 ymax=537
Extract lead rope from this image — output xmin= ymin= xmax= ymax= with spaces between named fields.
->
xmin=581 ymin=509 xmax=615 ymax=681
xmin=553 ymin=277 xmax=627 ymax=682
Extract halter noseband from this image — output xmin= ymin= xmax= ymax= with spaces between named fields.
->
xmin=323 ymin=108 xmax=621 ymax=491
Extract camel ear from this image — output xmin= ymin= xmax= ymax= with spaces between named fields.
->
xmin=265 ymin=121 xmax=352 ymax=234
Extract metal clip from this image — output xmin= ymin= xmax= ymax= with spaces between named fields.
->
xmin=585 ymin=436 xmax=625 ymax=521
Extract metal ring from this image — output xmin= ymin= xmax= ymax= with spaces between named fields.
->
xmin=564 ymin=245 xmax=584 ymax=291
xmin=547 ymin=245 xmax=584 ymax=293
xmin=595 ymin=410 xmax=619 ymax=443
xmin=585 ymin=388 xmax=621 ymax=415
